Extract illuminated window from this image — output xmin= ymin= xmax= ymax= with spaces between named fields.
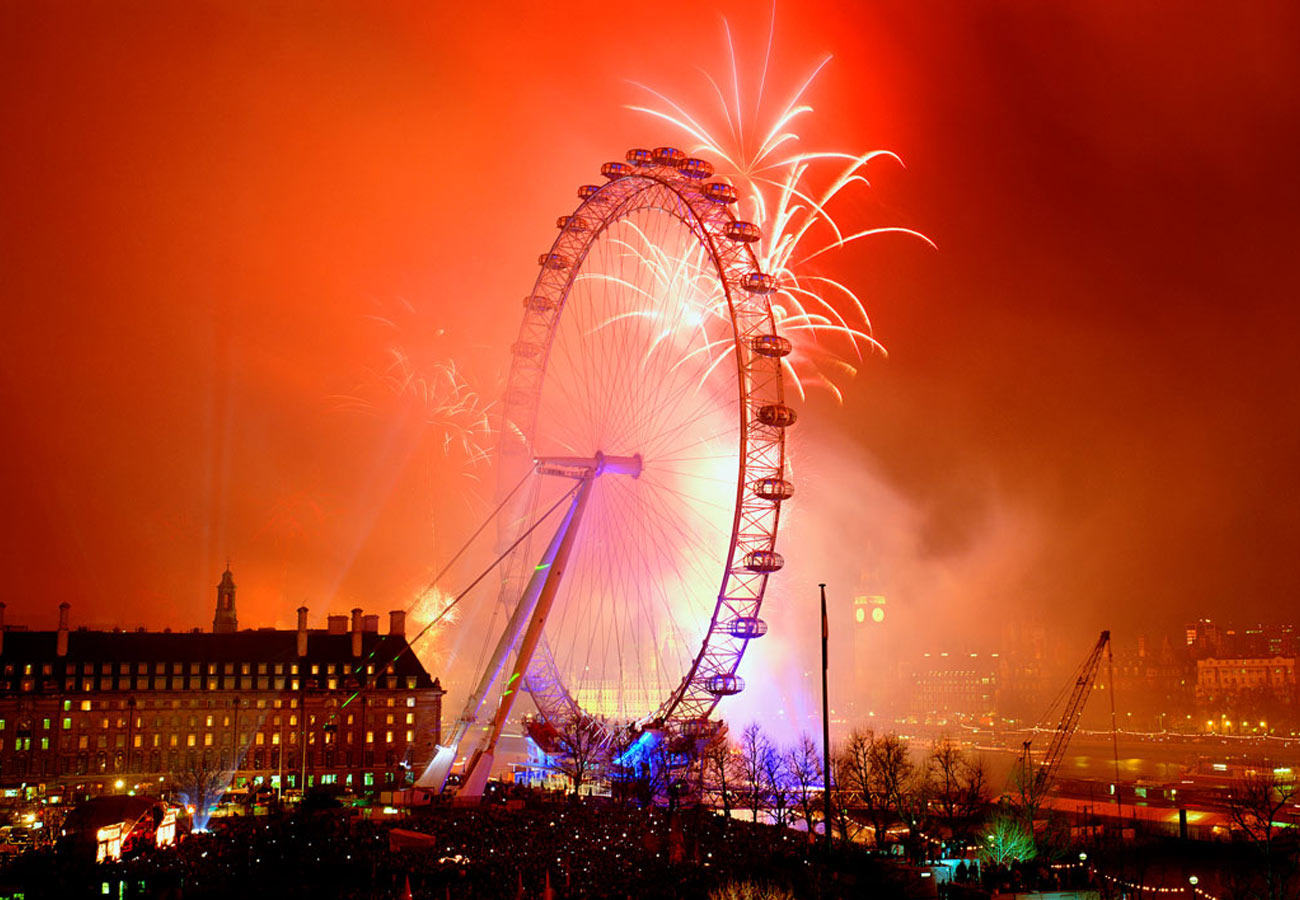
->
xmin=272 ymin=734 xmax=281 ymax=746
xmin=289 ymin=715 xmax=297 ymax=727
xmin=406 ymin=730 xmax=414 ymax=743
xmin=63 ymin=718 xmax=71 ymax=730
xmin=385 ymin=731 xmax=393 ymax=744
xmin=133 ymin=735 xmax=142 ymax=748
xmin=186 ymin=734 xmax=196 ymax=747
xmin=406 ymin=698 xmax=415 ymax=708
xmin=365 ymin=731 xmax=374 ymax=744
xmin=406 ymin=677 xmax=417 ymax=689
xmin=168 ymin=735 xmax=178 ymax=748
xmin=328 ymin=679 xmax=337 ymax=690
xmin=256 ymin=733 xmax=265 ymax=746
xmin=405 ymin=713 xmax=414 ymax=725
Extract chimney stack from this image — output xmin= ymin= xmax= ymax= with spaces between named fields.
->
xmin=57 ymin=602 xmax=70 ymax=657
xmin=362 ymin=614 xmax=379 ymax=634
xmin=388 ymin=610 xmax=406 ymax=638
xmin=297 ymin=607 xmax=309 ymax=658
xmin=350 ymin=608 xmax=363 ymax=658
xmin=327 ymin=615 xmax=348 ymax=635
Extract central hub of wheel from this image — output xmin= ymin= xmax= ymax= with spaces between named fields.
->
xmin=534 ymin=452 xmax=642 ymax=480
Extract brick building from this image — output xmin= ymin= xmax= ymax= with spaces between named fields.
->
xmin=0 ymin=569 xmax=443 ymax=797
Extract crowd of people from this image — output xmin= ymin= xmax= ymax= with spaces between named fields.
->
xmin=0 ymin=791 xmax=902 ymax=899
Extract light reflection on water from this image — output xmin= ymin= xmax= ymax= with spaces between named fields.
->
xmin=971 ymin=737 xmax=1300 ymax=786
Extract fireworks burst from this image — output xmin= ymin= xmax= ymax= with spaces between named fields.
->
xmin=333 ymin=298 xmax=494 ymax=466
xmin=407 ymin=583 xmax=460 ymax=672
xmin=628 ymin=19 xmax=934 ymax=402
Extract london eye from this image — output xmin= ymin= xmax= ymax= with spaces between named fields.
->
xmin=422 ymin=148 xmax=795 ymax=796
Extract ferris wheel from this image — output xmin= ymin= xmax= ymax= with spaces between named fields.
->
xmin=421 ymin=147 xmax=795 ymax=796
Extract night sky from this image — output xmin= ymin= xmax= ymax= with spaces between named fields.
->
xmin=3 ymin=2 xmax=1299 ymax=716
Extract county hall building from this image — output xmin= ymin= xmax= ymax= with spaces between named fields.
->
xmin=0 ymin=569 xmax=444 ymax=797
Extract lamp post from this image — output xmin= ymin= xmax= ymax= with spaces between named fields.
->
xmin=820 ymin=583 xmax=831 ymax=855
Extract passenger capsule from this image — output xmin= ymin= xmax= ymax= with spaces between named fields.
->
xmin=626 ymin=148 xmax=655 ymax=167
xmin=723 ymin=221 xmax=761 ymax=243
xmin=702 ymin=182 xmax=738 ymax=204
xmin=726 ymin=617 xmax=769 ymax=639
xmin=538 ymin=252 xmax=571 ymax=270
xmin=704 ymin=673 xmax=745 ymax=696
xmin=523 ymin=295 xmax=557 ymax=313
xmin=756 ymin=403 xmax=797 ymax=428
xmin=511 ymin=342 xmax=543 ymax=359
xmin=679 ymin=717 xmax=712 ymax=739
xmin=601 ymin=161 xmax=634 ymax=180
xmin=556 ymin=215 xmax=590 ymax=231
xmin=750 ymin=335 xmax=792 ymax=358
xmin=680 ymin=158 xmax=714 ymax=179
xmin=744 ymin=549 xmax=785 ymax=573
xmin=740 ymin=272 xmax=777 ymax=294
xmin=652 ymin=147 xmax=687 ymax=168
xmin=752 ymin=477 xmax=794 ymax=501
xmin=577 ymin=184 xmax=600 ymax=200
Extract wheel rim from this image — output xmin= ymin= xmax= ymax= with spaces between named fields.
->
xmin=497 ymin=152 xmax=791 ymax=733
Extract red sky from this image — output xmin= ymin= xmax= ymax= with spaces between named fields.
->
xmin=2 ymin=1 xmax=1299 ymax=692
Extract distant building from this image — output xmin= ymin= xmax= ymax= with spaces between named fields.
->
xmin=908 ymin=652 xmax=999 ymax=725
xmin=0 ymin=570 xmax=444 ymax=797
xmin=1110 ymin=635 xmax=1191 ymax=730
xmin=1195 ymin=656 xmax=1296 ymax=732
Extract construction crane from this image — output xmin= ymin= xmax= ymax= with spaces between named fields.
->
xmin=1016 ymin=630 xmax=1116 ymax=817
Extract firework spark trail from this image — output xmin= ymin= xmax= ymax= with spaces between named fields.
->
xmin=628 ymin=20 xmax=935 ymax=402
xmin=331 ymin=300 xmax=495 ymax=466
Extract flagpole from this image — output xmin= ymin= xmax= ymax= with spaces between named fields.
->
xmin=820 ymin=582 xmax=831 ymax=854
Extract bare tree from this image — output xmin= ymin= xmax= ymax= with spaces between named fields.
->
xmin=840 ymin=728 xmax=890 ymax=846
xmin=869 ymin=732 xmax=914 ymax=823
xmin=927 ymin=737 xmax=992 ymax=839
xmin=738 ymin=723 xmax=773 ymax=824
xmin=763 ymin=744 xmax=793 ymax=828
xmin=701 ymin=724 xmax=737 ymax=821
xmin=825 ymin=749 xmax=860 ymax=844
xmin=170 ymin=750 xmax=232 ymax=825
xmin=553 ymin=714 xmax=608 ymax=798
xmin=787 ymin=734 xmax=823 ymax=838
xmin=1225 ymin=771 xmax=1299 ymax=900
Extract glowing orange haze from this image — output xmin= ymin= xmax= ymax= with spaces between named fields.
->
xmin=3 ymin=3 xmax=1299 ymax=726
